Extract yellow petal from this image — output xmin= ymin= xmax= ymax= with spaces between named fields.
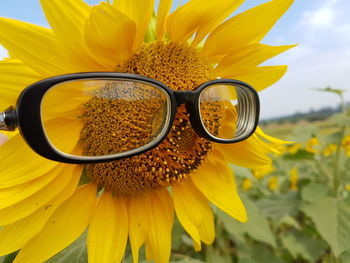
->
xmin=156 ymin=0 xmax=172 ymax=41
xmin=210 ymin=151 xmax=237 ymax=191
xmin=0 ymin=59 xmax=40 ymax=108
xmin=0 ymin=165 xmax=82 ymax=256
xmin=193 ymin=240 xmax=201 ymax=252
xmin=113 ymin=0 xmax=155 ymax=50
xmin=88 ymin=191 xmax=128 ymax=263
xmin=128 ymin=194 xmax=150 ymax=263
xmin=40 ymin=79 xmax=91 ymax=120
xmin=0 ymin=135 xmax=57 ymax=188
xmin=0 ymin=18 xmax=75 ymax=76
xmin=216 ymin=43 xmax=296 ymax=75
xmin=0 ymin=164 xmax=62 ymax=209
xmin=198 ymin=208 xmax=215 ymax=245
xmin=84 ymin=3 xmax=136 ymax=67
xmin=228 ymin=65 xmax=288 ymax=92
xmin=191 ymin=160 xmax=247 ymax=222
xmin=146 ymin=189 xmax=174 ymax=263
xmin=202 ymin=0 xmax=294 ymax=58
xmin=0 ymin=163 xmax=77 ymax=225
xmin=14 ymin=183 xmax=97 ymax=263
xmin=145 ymin=242 xmax=154 ymax=262
xmin=173 ymin=179 xmax=214 ymax=247
xmin=215 ymin=134 xmax=272 ymax=168
xmin=166 ymin=0 xmax=244 ymax=44
xmin=42 ymin=117 xmax=83 ymax=156
xmin=256 ymin=127 xmax=293 ymax=144
xmin=40 ymin=0 xmax=106 ymax=71
xmin=0 ymin=131 xmax=18 ymax=140
xmin=192 ymin=0 xmax=246 ymax=46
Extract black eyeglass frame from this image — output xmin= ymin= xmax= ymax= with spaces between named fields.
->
xmin=2 ymin=72 xmax=260 ymax=164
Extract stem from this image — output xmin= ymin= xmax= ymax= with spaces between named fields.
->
xmin=315 ymin=158 xmax=332 ymax=182
xmin=333 ymin=125 xmax=346 ymax=196
xmin=332 ymin=93 xmax=347 ymax=197
xmin=331 ymin=252 xmax=340 ymax=263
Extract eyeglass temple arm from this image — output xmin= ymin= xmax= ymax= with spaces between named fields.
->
xmin=0 ymin=107 xmax=17 ymax=131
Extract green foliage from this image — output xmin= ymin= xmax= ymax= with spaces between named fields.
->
xmin=257 ymin=193 xmax=300 ymax=220
xmin=283 ymin=149 xmax=314 ymax=161
xmin=236 ymin=243 xmax=286 ymax=263
xmin=0 ymin=252 xmax=18 ymax=263
xmin=281 ymin=230 xmax=327 ymax=262
xmin=340 ymin=249 xmax=350 ymax=263
xmin=301 ymin=183 xmax=329 ymax=203
xmin=302 ymin=198 xmax=350 ymax=256
xmin=217 ymin=197 xmax=276 ymax=248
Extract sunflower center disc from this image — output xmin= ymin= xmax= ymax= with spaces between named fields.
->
xmin=82 ymin=42 xmax=216 ymax=196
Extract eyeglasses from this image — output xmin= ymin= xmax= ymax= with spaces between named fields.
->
xmin=0 ymin=72 xmax=259 ymax=164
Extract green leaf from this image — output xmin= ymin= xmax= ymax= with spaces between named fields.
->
xmin=301 ymin=183 xmax=329 ymax=203
xmin=172 ymin=218 xmax=187 ymax=251
xmin=45 ymin=232 xmax=87 ymax=263
xmin=283 ymin=149 xmax=314 ymax=161
xmin=276 ymin=215 xmax=301 ymax=230
xmin=205 ymin=246 xmax=232 ymax=263
xmin=217 ymin=209 xmax=246 ymax=244
xmin=237 ymin=243 xmax=286 ymax=263
xmin=172 ymin=258 xmax=205 ymax=263
xmin=302 ymin=198 xmax=350 ymax=256
xmin=340 ymin=249 xmax=350 ymax=263
xmin=312 ymin=86 xmax=345 ymax=97
xmin=218 ymin=197 xmax=276 ymax=248
xmin=257 ymin=192 xmax=300 ymax=220
xmin=170 ymin=258 xmax=204 ymax=263
xmin=0 ymin=252 xmax=18 ymax=263
xmin=281 ymin=230 xmax=328 ymax=262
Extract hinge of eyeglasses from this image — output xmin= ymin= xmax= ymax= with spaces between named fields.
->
xmin=0 ymin=106 xmax=17 ymax=131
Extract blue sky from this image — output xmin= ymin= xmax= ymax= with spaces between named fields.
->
xmin=0 ymin=0 xmax=349 ymax=119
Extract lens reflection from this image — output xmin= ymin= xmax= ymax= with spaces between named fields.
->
xmin=41 ymin=79 xmax=169 ymax=157
xmin=199 ymin=84 xmax=239 ymax=140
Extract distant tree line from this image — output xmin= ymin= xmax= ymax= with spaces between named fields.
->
xmin=261 ymin=102 xmax=350 ymax=125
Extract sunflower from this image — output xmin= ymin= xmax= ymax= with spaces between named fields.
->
xmin=0 ymin=0 xmax=293 ymax=262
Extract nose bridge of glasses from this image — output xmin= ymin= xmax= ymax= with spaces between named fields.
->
xmin=173 ymin=90 xmax=196 ymax=106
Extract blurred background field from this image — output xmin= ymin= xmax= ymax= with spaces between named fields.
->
xmin=261 ymin=103 xmax=350 ymax=139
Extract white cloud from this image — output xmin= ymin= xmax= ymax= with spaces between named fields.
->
xmin=259 ymin=0 xmax=350 ymax=119
xmin=300 ymin=0 xmax=350 ymax=31
xmin=300 ymin=0 xmax=340 ymax=27
xmin=0 ymin=45 xmax=8 ymax=59
xmin=260 ymin=45 xmax=350 ymax=119
xmin=305 ymin=8 xmax=334 ymax=27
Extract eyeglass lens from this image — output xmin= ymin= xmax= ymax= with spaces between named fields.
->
xmin=199 ymin=84 xmax=240 ymax=140
xmin=41 ymin=79 xmax=170 ymax=158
